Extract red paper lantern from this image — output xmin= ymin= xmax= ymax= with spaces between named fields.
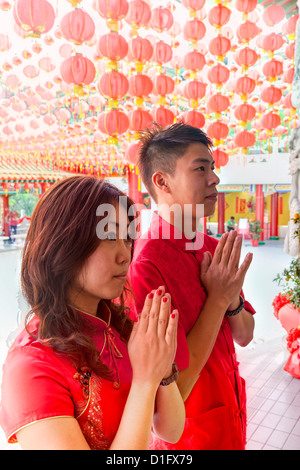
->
xmin=207 ymin=63 xmax=230 ymax=85
xmin=126 ymin=141 xmax=141 ymax=165
xmin=234 ymin=130 xmax=256 ymax=148
xmin=262 ymin=4 xmax=285 ymax=27
xmin=235 ymin=76 xmax=256 ymax=95
xmin=13 ymin=0 xmax=55 ymax=37
xmin=180 ymin=110 xmax=205 ymax=128
xmin=183 ymin=51 xmax=205 ymax=71
xmin=209 ymin=36 xmax=231 ymax=57
xmin=182 ymin=0 xmax=206 ymax=10
xmin=212 ymin=149 xmax=229 ymax=168
xmin=234 ymin=47 xmax=258 ymax=68
xmin=183 ymin=80 xmax=206 ymax=101
xmin=282 ymin=15 xmax=299 ymax=36
xmin=236 ymin=21 xmax=259 ymax=42
xmin=96 ymin=0 xmax=129 ymax=21
xmin=234 ymin=103 xmax=256 ymax=122
xmin=260 ymin=85 xmax=282 ymax=104
xmin=235 ymin=0 xmax=257 ymax=13
xmin=128 ymin=74 xmax=153 ymax=97
xmin=207 ymin=94 xmax=230 ymax=113
xmin=60 ymin=9 xmax=95 ymax=45
xmin=98 ymin=32 xmax=128 ymax=61
xmin=183 ymin=19 xmax=206 ymax=42
xmin=127 ymin=36 xmax=153 ymax=63
xmin=128 ymin=109 xmax=153 ymax=131
xmin=152 ymin=40 xmax=172 ymax=65
xmin=98 ymin=71 xmax=129 ymax=99
xmin=262 ymin=33 xmax=284 ymax=53
xmin=260 ymin=112 xmax=281 ymax=130
xmin=285 ymin=43 xmax=295 ymax=60
xmin=153 ymin=74 xmax=175 ymax=96
xmin=60 ymin=54 xmax=96 ymax=87
xmin=262 ymin=59 xmax=283 ymax=79
xmin=208 ymin=5 xmax=231 ymax=28
xmin=150 ymin=6 xmax=174 ymax=32
xmin=207 ymin=121 xmax=229 ymax=141
xmin=151 ymin=106 xmax=174 ymax=127
xmin=98 ymin=108 xmax=129 ymax=136
xmin=283 ymin=93 xmax=296 ymax=110
xmin=125 ymin=0 xmax=151 ymax=29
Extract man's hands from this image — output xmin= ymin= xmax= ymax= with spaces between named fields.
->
xmin=200 ymin=230 xmax=253 ymax=310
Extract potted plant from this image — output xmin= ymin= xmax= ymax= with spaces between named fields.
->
xmin=249 ymin=220 xmax=263 ymax=246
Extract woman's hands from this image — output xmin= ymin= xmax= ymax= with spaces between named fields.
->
xmin=199 ymin=230 xmax=253 ymax=310
xmin=128 ymin=286 xmax=178 ymax=387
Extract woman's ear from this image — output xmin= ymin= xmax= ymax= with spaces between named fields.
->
xmin=152 ymin=171 xmax=171 ymax=194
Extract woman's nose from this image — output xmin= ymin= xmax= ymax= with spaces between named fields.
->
xmin=117 ymin=239 xmax=131 ymax=264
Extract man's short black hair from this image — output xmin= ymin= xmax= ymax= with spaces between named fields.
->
xmin=137 ymin=122 xmax=213 ymax=202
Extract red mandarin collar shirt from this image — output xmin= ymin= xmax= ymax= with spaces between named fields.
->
xmin=0 ymin=303 xmax=133 ymax=449
xmin=129 ymin=211 xmax=256 ymax=450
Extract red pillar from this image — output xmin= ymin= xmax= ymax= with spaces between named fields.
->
xmin=128 ymin=167 xmax=141 ymax=205
xmin=1 ymin=194 xmax=9 ymax=236
xmin=270 ymin=192 xmax=279 ymax=240
xmin=217 ymin=192 xmax=225 ymax=236
xmin=255 ymin=184 xmax=264 ymax=243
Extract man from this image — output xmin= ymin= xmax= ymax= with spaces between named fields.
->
xmin=227 ymin=216 xmax=237 ymax=232
xmin=128 ymin=123 xmax=255 ymax=450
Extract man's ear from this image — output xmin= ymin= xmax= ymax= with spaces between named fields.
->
xmin=152 ymin=171 xmax=171 ymax=194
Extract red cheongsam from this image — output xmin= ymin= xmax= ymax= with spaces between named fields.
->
xmin=129 ymin=212 xmax=256 ymax=450
xmin=0 ymin=303 xmax=133 ymax=449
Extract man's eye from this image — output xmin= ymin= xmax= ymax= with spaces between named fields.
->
xmin=196 ymin=166 xmax=205 ymax=171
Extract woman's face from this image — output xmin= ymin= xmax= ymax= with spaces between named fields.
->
xmin=68 ymin=203 xmax=132 ymax=315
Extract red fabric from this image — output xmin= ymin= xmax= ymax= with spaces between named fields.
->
xmin=129 ymin=212 xmax=256 ymax=450
xmin=0 ymin=303 xmax=132 ymax=449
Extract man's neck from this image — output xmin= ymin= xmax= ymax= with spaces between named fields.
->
xmin=157 ymin=203 xmax=197 ymax=240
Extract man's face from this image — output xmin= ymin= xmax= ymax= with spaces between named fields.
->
xmin=164 ymin=142 xmax=220 ymax=225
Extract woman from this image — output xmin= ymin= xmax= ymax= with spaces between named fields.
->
xmin=0 ymin=176 xmax=185 ymax=450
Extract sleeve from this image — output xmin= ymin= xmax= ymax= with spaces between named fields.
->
xmin=0 ymin=347 xmax=75 ymax=443
xmin=128 ymin=258 xmax=189 ymax=372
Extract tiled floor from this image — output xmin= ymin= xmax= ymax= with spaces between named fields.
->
xmin=237 ymin=339 xmax=300 ymax=450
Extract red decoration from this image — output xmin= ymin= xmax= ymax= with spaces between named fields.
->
xmin=128 ymin=74 xmax=153 ymax=97
xmin=260 ymin=112 xmax=281 ymax=130
xmin=235 ymin=0 xmax=257 ymax=13
xmin=262 ymin=33 xmax=284 ymax=53
xmin=60 ymin=9 xmax=95 ymax=45
xmin=260 ymin=85 xmax=282 ymax=104
xmin=152 ymin=40 xmax=172 ymax=65
xmin=234 ymin=130 xmax=256 ymax=148
xmin=212 ymin=149 xmax=229 ymax=168
xmin=207 ymin=63 xmax=230 ymax=85
xmin=262 ymin=4 xmax=285 ymax=27
xmin=282 ymin=15 xmax=299 ymax=36
xmin=262 ymin=59 xmax=283 ymax=79
xmin=126 ymin=141 xmax=141 ymax=165
xmin=209 ymin=36 xmax=231 ymax=57
xmin=183 ymin=19 xmax=206 ymax=42
xmin=96 ymin=0 xmax=129 ymax=21
xmin=234 ymin=47 xmax=258 ymax=68
xmin=60 ymin=54 xmax=96 ymax=87
xmin=208 ymin=5 xmax=231 ymax=28
xmin=98 ymin=108 xmax=129 ymax=136
xmin=98 ymin=32 xmax=128 ymax=61
xmin=236 ymin=21 xmax=259 ymax=43
xmin=150 ymin=6 xmax=174 ymax=32
xmin=151 ymin=106 xmax=174 ymax=127
xmin=183 ymin=51 xmax=205 ymax=71
xmin=127 ymin=36 xmax=153 ymax=63
xmin=183 ymin=80 xmax=206 ymax=101
xmin=128 ymin=109 xmax=153 ymax=132
xmin=180 ymin=110 xmax=205 ymax=128
xmin=282 ymin=67 xmax=295 ymax=84
xmin=98 ymin=71 xmax=129 ymax=99
xmin=153 ymin=74 xmax=175 ymax=96
xmin=207 ymin=121 xmax=229 ymax=141
xmin=125 ymin=0 xmax=151 ymax=29
xmin=13 ymin=0 xmax=55 ymax=38
xmin=182 ymin=0 xmax=205 ymax=10
xmin=235 ymin=76 xmax=256 ymax=95
xmin=207 ymin=94 xmax=230 ymax=113
xmin=234 ymin=103 xmax=256 ymax=122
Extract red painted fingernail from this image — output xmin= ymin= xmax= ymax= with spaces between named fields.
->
xmin=163 ymin=296 xmax=168 ymax=303
xmin=171 ymin=313 xmax=176 ymax=319
xmin=156 ymin=289 xmax=162 ymax=295
xmin=148 ymin=293 xmax=154 ymax=299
